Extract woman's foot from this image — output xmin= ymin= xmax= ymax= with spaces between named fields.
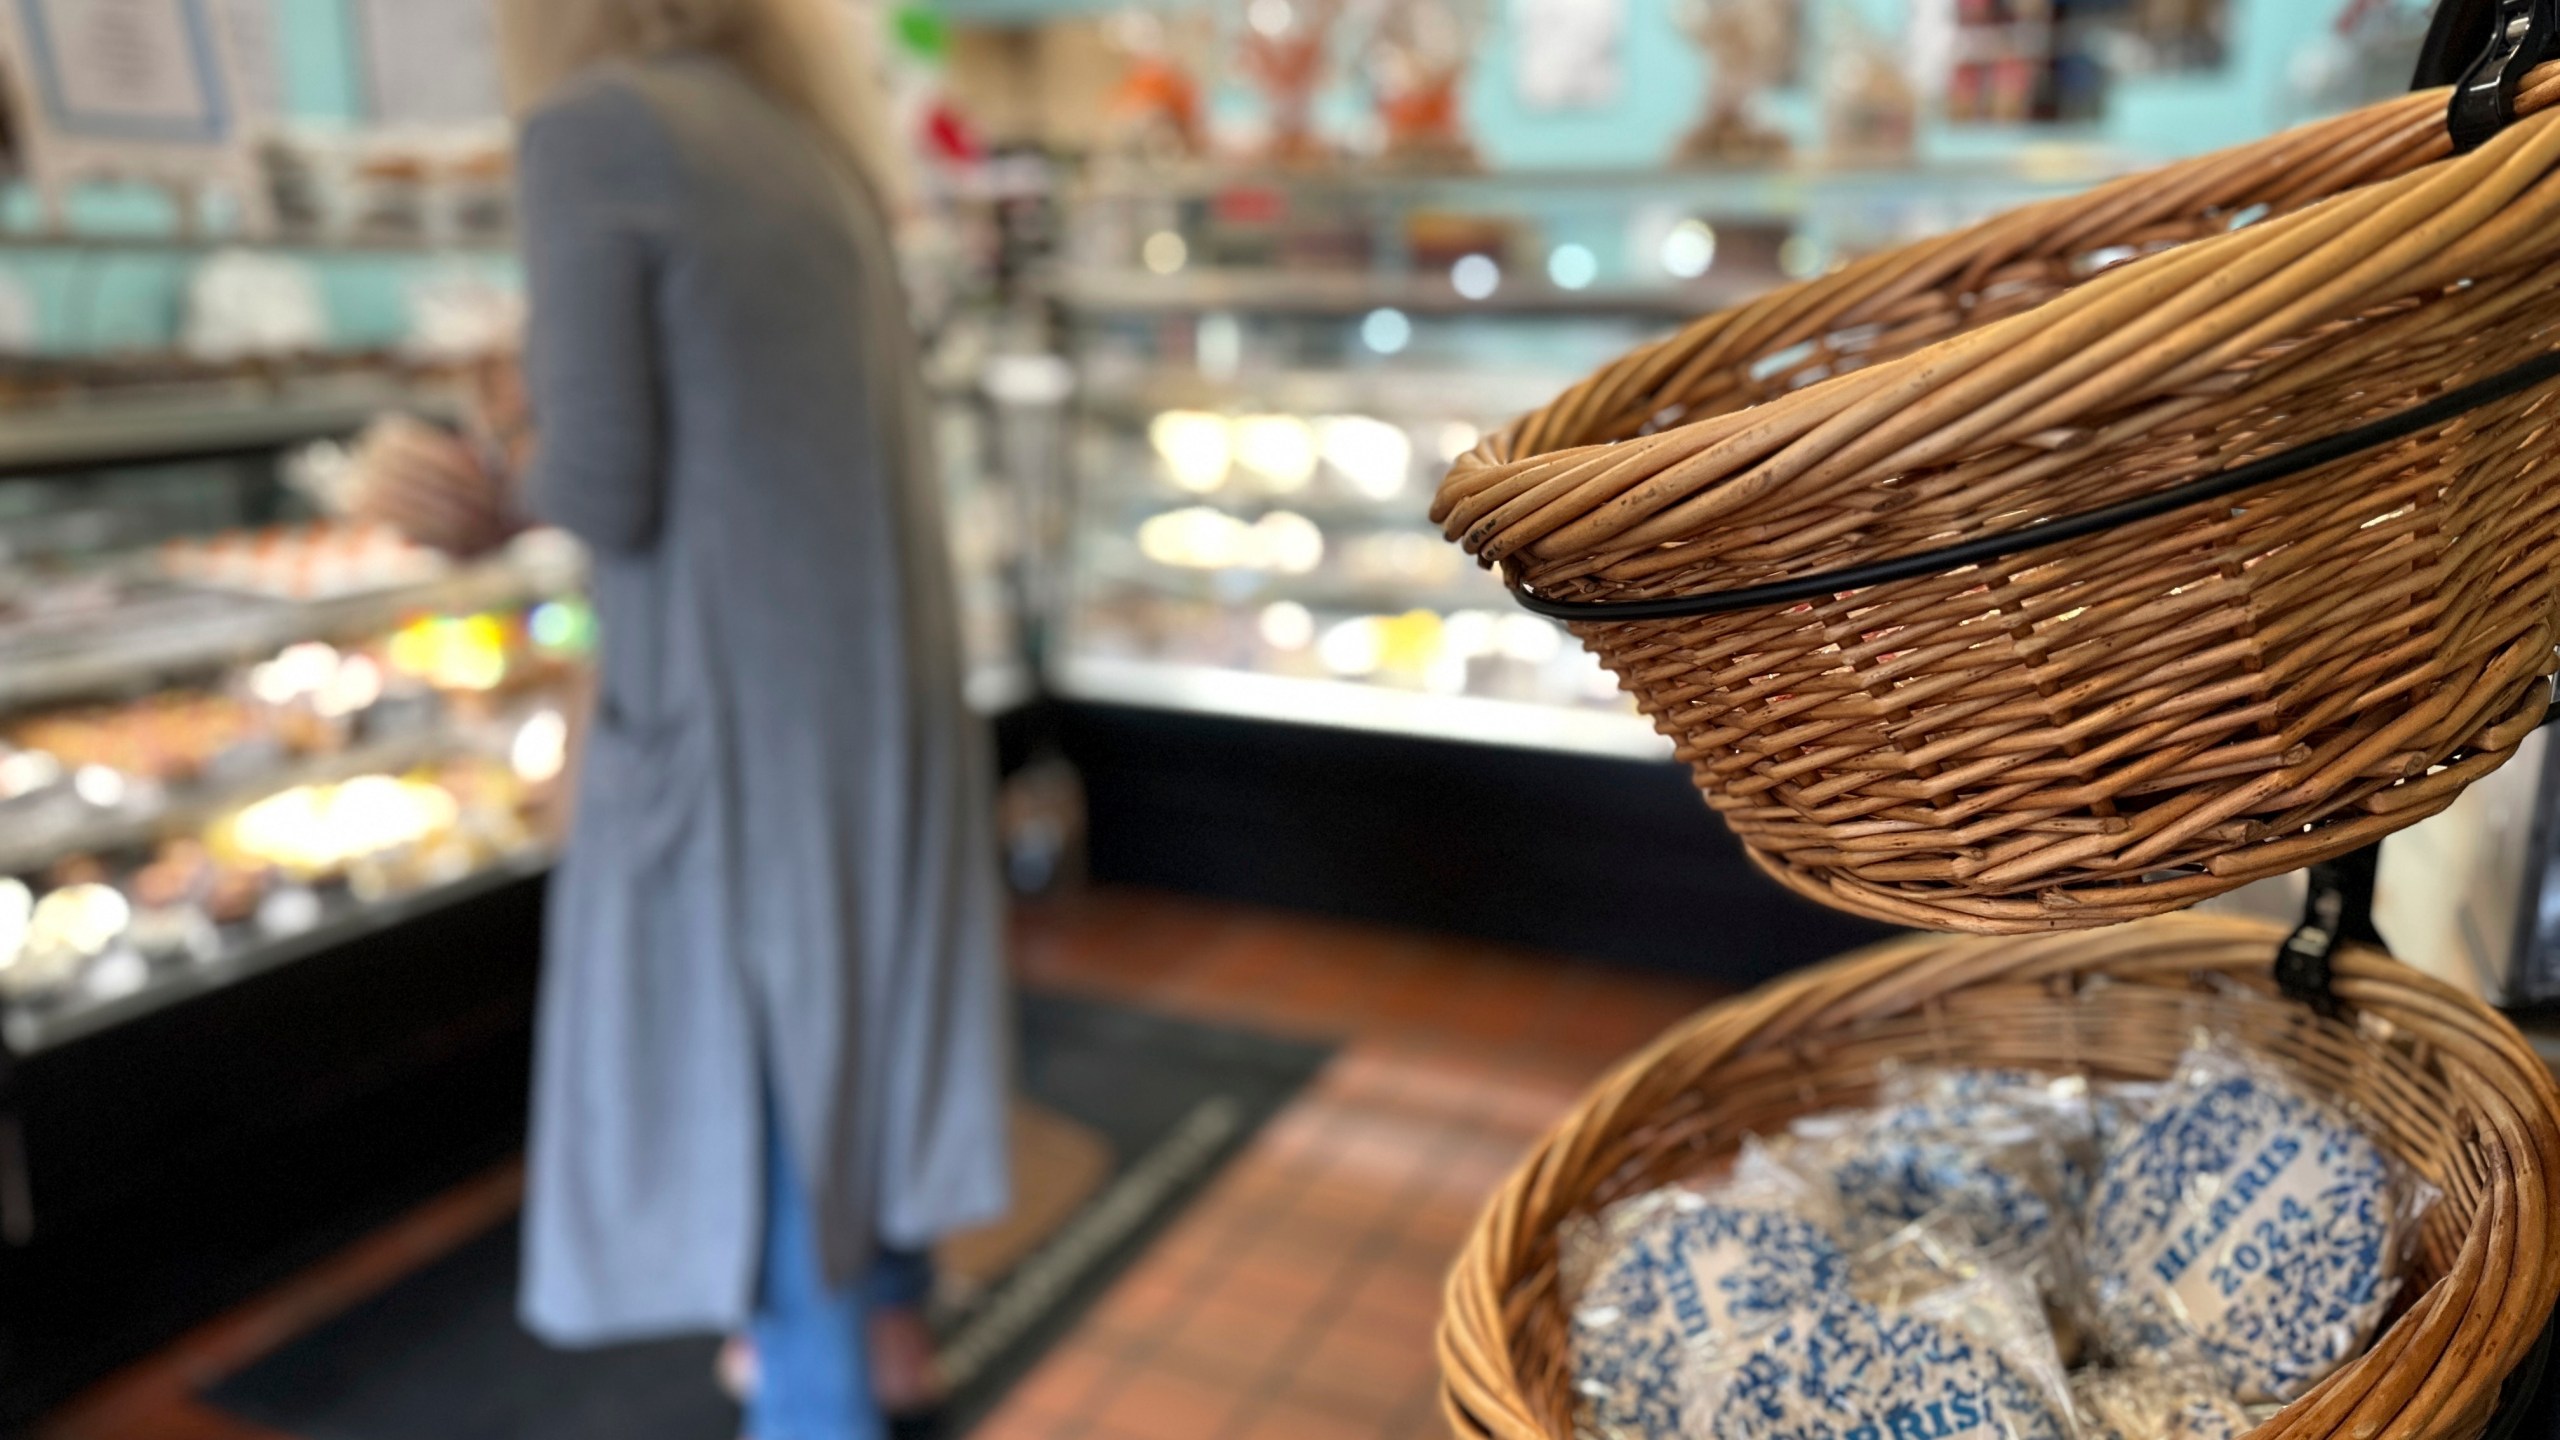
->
xmin=716 ymin=1313 xmax=943 ymax=1416
xmin=868 ymin=1307 xmax=946 ymax=1415
xmin=716 ymin=1333 xmax=760 ymax=1404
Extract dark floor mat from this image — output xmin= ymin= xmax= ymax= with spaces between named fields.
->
xmin=205 ymin=991 xmax=1334 ymax=1440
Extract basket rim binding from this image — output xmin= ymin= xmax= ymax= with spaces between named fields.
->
xmin=1501 ymin=347 xmax=2560 ymax=622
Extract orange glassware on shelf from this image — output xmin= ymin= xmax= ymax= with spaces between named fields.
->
xmin=1239 ymin=0 xmax=1341 ymax=165
xmin=1368 ymin=0 xmax=1483 ymax=169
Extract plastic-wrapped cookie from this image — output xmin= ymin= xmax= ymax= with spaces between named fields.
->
xmin=2091 ymin=1082 xmax=2169 ymax=1156
xmin=1825 ymin=1128 xmax=2063 ymax=1258
xmin=1785 ymin=1095 xmax=2075 ymax=1306
xmin=2086 ymin=1044 xmax=2424 ymax=1403
xmin=1696 ymin=1283 xmax=2073 ymax=1440
xmin=2071 ymin=1366 xmax=2255 ymax=1440
xmin=1878 ymin=1068 xmax=2105 ymax=1213
xmin=1566 ymin=1163 xmax=1850 ymax=1440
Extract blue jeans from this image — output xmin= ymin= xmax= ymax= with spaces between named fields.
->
xmin=751 ymin=1109 xmax=934 ymax=1440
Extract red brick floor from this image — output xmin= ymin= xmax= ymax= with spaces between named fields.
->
xmin=37 ymin=887 xmax=1734 ymax=1440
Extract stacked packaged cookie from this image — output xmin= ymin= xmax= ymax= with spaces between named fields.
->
xmin=1563 ymin=1038 xmax=2434 ymax=1440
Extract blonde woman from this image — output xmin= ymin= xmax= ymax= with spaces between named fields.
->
xmin=353 ymin=1 xmax=1011 ymax=1434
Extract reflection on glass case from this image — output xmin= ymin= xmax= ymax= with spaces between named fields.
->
xmin=1047 ymin=162 xmax=2126 ymax=756
xmin=0 ymin=423 xmax=586 ymax=1054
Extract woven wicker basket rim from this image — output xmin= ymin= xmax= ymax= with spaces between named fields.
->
xmin=1505 ymin=346 xmax=2560 ymax=620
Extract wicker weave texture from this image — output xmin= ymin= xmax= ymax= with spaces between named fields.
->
xmin=1433 ymin=73 xmax=2560 ymax=932
xmin=1437 ymin=914 xmax=2560 ymax=1440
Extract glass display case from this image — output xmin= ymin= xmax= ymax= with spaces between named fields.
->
xmin=1044 ymin=158 xmax=2130 ymax=758
xmin=0 ymin=354 xmax=1041 ymax=1057
xmin=0 ymin=387 xmax=588 ymax=1056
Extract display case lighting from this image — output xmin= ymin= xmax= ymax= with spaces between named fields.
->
xmin=1361 ymin=307 xmax=1413 ymax=355
xmin=513 ymin=710 xmax=569 ymax=784
xmin=0 ymin=879 xmax=30 ymax=978
xmin=1234 ymin=414 xmax=1318 ymax=491
xmin=1547 ymin=243 xmax=1599 ymax=291
xmin=1662 ymin=219 xmax=1718 ymax=279
xmin=1317 ymin=414 xmax=1413 ymax=500
xmin=1142 ymin=230 xmax=1190 ymax=275
xmin=1136 ymin=506 xmax=1326 ymax=575
xmin=1318 ymin=618 xmax=1385 ymax=676
xmin=72 ymin=765 xmax=126 ymax=809
xmin=1259 ymin=600 xmax=1316 ymax=651
xmin=1149 ymin=409 xmax=1235 ymax=493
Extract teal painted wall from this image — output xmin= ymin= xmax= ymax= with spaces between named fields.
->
xmin=0 ymin=0 xmax=508 ymax=354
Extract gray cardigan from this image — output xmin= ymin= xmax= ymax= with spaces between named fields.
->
xmin=514 ymin=54 xmax=1010 ymax=1344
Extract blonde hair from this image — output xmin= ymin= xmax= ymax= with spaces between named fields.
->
xmin=493 ymin=0 xmax=909 ymax=211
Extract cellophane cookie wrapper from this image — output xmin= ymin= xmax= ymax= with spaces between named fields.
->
xmin=1687 ymin=1259 xmax=2078 ymax=1440
xmin=2070 ymin=1365 xmax=2258 ymax=1440
xmin=2084 ymin=1039 xmax=2436 ymax=1404
xmin=1560 ymin=1144 xmax=1850 ymax=1440
xmin=1877 ymin=1065 xmax=2107 ymax=1213
xmin=1779 ymin=1072 xmax=2085 ymax=1319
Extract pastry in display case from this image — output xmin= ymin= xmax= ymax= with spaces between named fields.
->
xmin=0 ymin=334 xmax=1023 ymax=1052
xmin=1064 ymin=388 xmax=1646 ymax=750
xmin=1366 ymin=0 xmax=1486 ymax=170
xmin=0 ymin=419 xmax=588 ymax=1056
xmin=1045 ymin=162 xmax=2131 ymax=758
xmin=1674 ymin=0 xmax=1797 ymax=165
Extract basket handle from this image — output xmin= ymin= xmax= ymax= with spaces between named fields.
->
xmin=2265 ymin=0 xmax=2560 ymax=1013
xmin=2275 ymin=845 xmax=2387 ymax=1016
xmin=2416 ymin=0 xmax=2560 ymax=148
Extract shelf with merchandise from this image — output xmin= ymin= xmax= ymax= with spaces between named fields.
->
xmin=1047 ymin=265 xmax=1766 ymax=318
xmin=0 ymin=353 xmax=1042 ymax=1055
xmin=1 ymin=847 xmax=554 ymax=1058
xmin=1036 ymin=152 xmax=2166 ymax=757
xmin=0 ymin=544 xmax=580 ymax=717
xmin=1068 ymin=153 xmax=2137 ymax=205
xmin=0 ymin=591 xmax=591 ymax=1051
xmin=1059 ymin=384 xmax=1638 ymax=737
xmin=0 ymin=368 xmax=468 ymax=480
xmin=0 ymin=227 xmax=515 ymax=256
xmin=1055 ymin=151 xmax=2140 ymax=320
xmin=0 ymin=397 xmax=599 ymax=1056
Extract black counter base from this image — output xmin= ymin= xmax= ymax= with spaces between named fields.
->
xmin=0 ymin=873 xmax=547 ymax=1432
xmin=1055 ymin=701 xmax=1896 ymax=984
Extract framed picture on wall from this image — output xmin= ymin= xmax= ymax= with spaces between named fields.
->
xmin=351 ymin=0 xmax=504 ymax=126
xmin=0 ymin=0 xmax=271 ymax=227
xmin=1513 ymin=0 xmax=1622 ymax=109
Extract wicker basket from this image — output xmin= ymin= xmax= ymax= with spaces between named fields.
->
xmin=1438 ymin=914 xmax=2560 ymax=1440
xmin=1432 ymin=70 xmax=2560 ymax=933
